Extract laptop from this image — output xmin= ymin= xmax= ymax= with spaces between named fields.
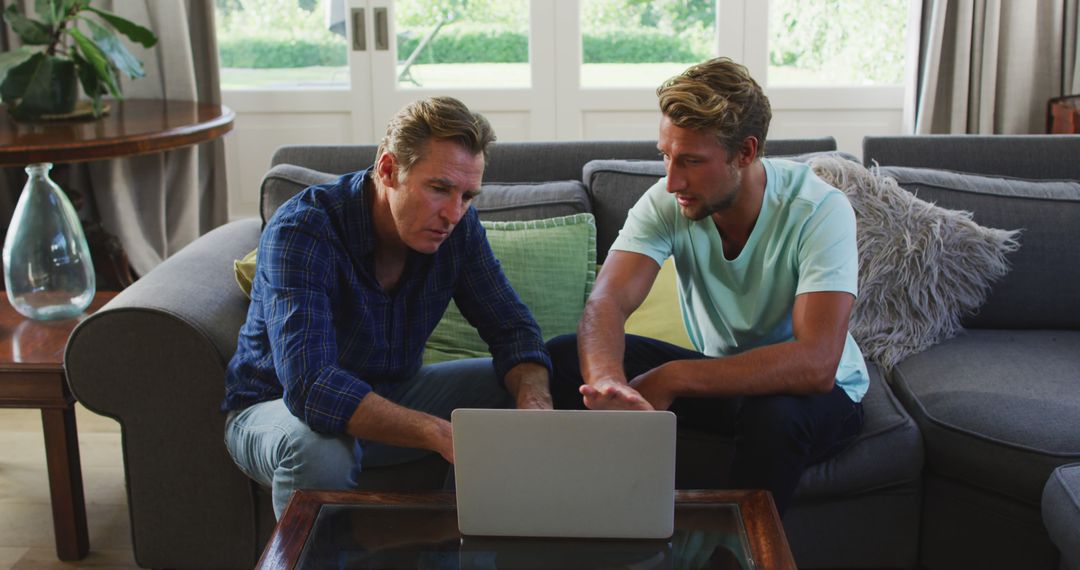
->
xmin=451 ymin=408 xmax=676 ymax=539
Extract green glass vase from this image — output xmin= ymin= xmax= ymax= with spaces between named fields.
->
xmin=2 ymin=163 xmax=95 ymax=320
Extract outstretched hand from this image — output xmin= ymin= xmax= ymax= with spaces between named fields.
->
xmin=580 ymin=378 xmax=655 ymax=411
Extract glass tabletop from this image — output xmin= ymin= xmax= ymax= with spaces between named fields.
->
xmin=296 ymin=502 xmax=754 ymax=569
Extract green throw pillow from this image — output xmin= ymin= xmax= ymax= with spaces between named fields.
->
xmin=423 ymin=213 xmax=597 ymax=364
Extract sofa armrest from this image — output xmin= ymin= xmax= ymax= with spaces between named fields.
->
xmin=64 ymin=219 xmax=262 ymax=569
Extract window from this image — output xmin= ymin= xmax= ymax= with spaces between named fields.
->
xmin=767 ymin=0 xmax=909 ymax=87
xmin=215 ymin=0 xmax=349 ymax=89
xmin=580 ymin=0 xmax=717 ymax=88
xmin=214 ymin=0 xmax=910 ymax=92
xmin=394 ymin=0 xmax=530 ymax=89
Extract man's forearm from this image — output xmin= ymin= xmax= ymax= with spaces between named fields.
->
xmin=577 ymin=295 xmax=630 ymax=385
xmin=644 ymin=340 xmax=839 ymax=400
xmin=345 ymin=393 xmax=453 ymax=462
xmin=504 ymin=361 xmax=552 ymax=410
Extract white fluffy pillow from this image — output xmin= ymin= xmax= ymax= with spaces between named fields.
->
xmin=810 ymin=156 xmax=1021 ymax=370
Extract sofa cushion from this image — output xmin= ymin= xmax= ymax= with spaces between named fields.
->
xmin=878 ymin=166 xmax=1080 ymax=330
xmin=260 ymin=164 xmax=338 ymax=225
xmin=473 ymin=180 xmax=590 ymax=221
xmin=812 ymin=157 xmax=1021 ymax=371
xmin=623 ymin=258 xmax=693 ymax=350
xmin=892 ymin=329 xmax=1080 ymax=506
xmin=795 ymin=361 xmax=923 ymax=499
xmin=583 ymin=151 xmax=857 ymax=263
xmin=1042 ymin=463 xmax=1080 ymax=569
xmin=583 ymin=160 xmax=663 ymax=264
xmin=234 ymin=248 xmax=257 ymax=298
xmin=424 ymin=213 xmax=597 ymax=364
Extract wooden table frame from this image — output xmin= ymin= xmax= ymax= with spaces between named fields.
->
xmin=258 ymin=489 xmax=796 ymax=569
xmin=0 ymin=292 xmax=116 ymax=560
xmin=0 ymin=100 xmax=235 ymax=166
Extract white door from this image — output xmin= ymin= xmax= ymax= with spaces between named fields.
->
xmin=346 ymin=0 xmax=376 ymax=143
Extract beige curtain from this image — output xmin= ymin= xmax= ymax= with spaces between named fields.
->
xmin=0 ymin=0 xmax=29 ymax=227
xmin=914 ymin=0 xmax=1080 ymax=134
xmin=1 ymin=0 xmax=226 ymax=278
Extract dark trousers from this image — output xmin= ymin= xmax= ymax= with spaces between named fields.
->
xmin=546 ymin=333 xmax=864 ymax=516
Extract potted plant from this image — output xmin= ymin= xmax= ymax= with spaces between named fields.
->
xmin=0 ymin=0 xmax=157 ymax=120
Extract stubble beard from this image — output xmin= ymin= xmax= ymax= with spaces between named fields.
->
xmin=681 ymin=163 xmax=742 ymax=221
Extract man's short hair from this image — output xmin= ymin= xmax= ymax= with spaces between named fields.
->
xmin=657 ymin=57 xmax=771 ymax=158
xmin=376 ymin=96 xmax=496 ymax=179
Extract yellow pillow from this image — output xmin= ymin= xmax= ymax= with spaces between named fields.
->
xmin=623 ymin=257 xmax=694 ymax=350
xmin=234 ymin=249 xmax=257 ymax=299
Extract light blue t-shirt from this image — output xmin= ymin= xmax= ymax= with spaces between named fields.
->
xmin=612 ymin=158 xmax=868 ymax=402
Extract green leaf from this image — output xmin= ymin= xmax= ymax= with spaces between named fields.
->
xmin=69 ymin=27 xmax=120 ymax=98
xmin=82 ymin=16 xmax=144 ymax=79
xmin=33 ymin=0 xmax=56 ymax=26
xmin=72 ymin=51 xmax=104 ymax=117
xmin=85 ymin=7 xmax=156 ymax=48
xmin=0 ymin=53 xmax=77 ymax=117
xmin=3 ymin=4 xmax=54 ymax=45
xmin=0 ymin=47 xmax=37 ymax=80
xmin=58 ymin=0 xmax=86 ymax=21
xmin=0 ymin=52 xmax=43 ymax=104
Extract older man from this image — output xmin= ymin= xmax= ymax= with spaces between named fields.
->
xmin=223 ymin=97 xmax=552 ymax=517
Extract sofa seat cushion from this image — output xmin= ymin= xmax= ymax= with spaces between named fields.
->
xmin=1042 ymin=463 xmax=1080 ymax=570
xmin=676 ymin=361 xmax=923 ymax=499
xmin=794 ymin=361 xmax=923 ymax=499
xmin=892 ymin=329 xmax=1080 ymax=505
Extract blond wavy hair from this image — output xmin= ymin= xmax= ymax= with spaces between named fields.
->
xmin=376 ymin=96 xmax=496 ymax=180
xmin=657 ymin=58 xmax=771 ymax=158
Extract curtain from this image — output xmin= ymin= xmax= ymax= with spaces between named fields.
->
xmin=914 ymin=0 xmax=1080 ymax=134
xmin=0 ymin=0 xmax=227 ymax=278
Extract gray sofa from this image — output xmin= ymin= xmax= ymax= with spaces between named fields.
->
xmin=863 ymin=135 xmax=1080 ymax=570
xmin=63 ymin=135 xmax=1076 ymax=569
xmin=1044 ymin=463 xmax=1080 ymax=570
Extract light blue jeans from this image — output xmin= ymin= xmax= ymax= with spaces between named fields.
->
xmin=224 ymin=357 xmax=511 ymax=518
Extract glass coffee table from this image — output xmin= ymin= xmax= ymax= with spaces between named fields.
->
xmin=258 ymin=489 xmax=795 ymax=569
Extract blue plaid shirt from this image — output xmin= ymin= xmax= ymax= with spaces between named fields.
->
xmin=222 ymin=168 xmax=551 ymax=434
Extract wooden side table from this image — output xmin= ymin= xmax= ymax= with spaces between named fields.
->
xmin=0 ymin=99 xmax=235 ymax=165
xmin=0 ymin=291 xmax=115 ymax=560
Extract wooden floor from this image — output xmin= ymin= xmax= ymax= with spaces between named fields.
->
xmin=0 ymin=404 xmax=137 ymax=569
